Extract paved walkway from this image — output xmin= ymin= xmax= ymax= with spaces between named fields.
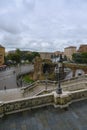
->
xmin=0 ymin=88 xmax=22 ymax=102
xmin=0 ymin=77 xmax=87 ymax=102
xmin=0 ymin=99 xmax=87 ymax=130
xmin=0 ymin=75 xmax=87 ymax=102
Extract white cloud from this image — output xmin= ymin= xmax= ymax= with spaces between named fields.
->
xmin=0 ymin=0 xmax=87 ymax=51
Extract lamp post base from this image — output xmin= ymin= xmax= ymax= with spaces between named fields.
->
xmin=56 ymin=87 xmax=62 ymax=94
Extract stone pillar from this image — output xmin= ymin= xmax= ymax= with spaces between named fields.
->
xmin=33 ymin=57 xmax=43 ymax=80
xmin=84 ymin=69 xmax=87 ymax=74
xmin=0 ymin=102 xmax=4 ymax=118
xmin=72 ymin=69 xmax=76 ymax=77
xmin=53 ymin=91 xmax=71 ymax=108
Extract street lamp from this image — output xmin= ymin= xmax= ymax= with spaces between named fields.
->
xmin=45 ymin=71 xmax=48 ymax=91
xmin=56 ymin=54 xmax=63 ymax=94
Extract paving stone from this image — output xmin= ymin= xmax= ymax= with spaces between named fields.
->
xmin=1 ymin=100 xmax=87 ymax=130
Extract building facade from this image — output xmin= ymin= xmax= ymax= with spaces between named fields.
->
xmin=0 ymin=45 xmax=5 ymax=66
xmin=78 ymin=44 xmax=87 ymax=53
xmin=39 ymin=52 xmax=53 ymax=60
xmin=64 ymin=46 xmax=76 ymax=60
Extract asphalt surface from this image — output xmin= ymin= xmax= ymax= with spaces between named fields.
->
xmin=0 ymin=99 xmax=87 ymax=130
xmin=0 ymin=64 xmax=33 ymax=90
xmin=0 ymin=64 xmax=83 ymax=90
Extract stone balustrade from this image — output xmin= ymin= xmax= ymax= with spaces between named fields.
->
xmin=0 ymin=74 xmax=87 ymax=118
xmin=21 ymin=75 xmax=87 ymax=96
xmin=63 ymin=82 xmax=87 ymax=91
xmin=21 ymin=80 xmax=39 ymax=93
xmin=1 ymin=88 xmax=87 ymax=118
xmin=0 ymin=93 xmax=54 ymax=118
xmin=61 ymin=74 xmax=87 ymax=85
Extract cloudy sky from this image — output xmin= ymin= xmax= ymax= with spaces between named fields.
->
xmin=0 ymin=0 xmax=87 ymax=52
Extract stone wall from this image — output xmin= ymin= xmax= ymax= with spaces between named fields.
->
xmin=33 ymin=57 xmax=43 ymax=80
xmin=64 ymin=63 xmax=87 ymax=76
xmin=70 ymin=89 xmax=87 ymax=101
xmin=62 ymin=74 xmax=87 ymax=85
xmin=63 ymin=82 xmax=87 ymax=91
xmin=0 ymin=93 xmax=54 ymax=118
xmin=1 ymin=88 xmax=87 ymax=118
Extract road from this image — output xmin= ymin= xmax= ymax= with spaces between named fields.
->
xmin=0 ymin=64 xmax=84 ymax=90
xmin=0 ymin=64 xmax=33 ymax=90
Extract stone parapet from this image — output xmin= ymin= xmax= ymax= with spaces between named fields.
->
xmin=21 ymin=75 xmax=87 ymax=97
xmin=0 ymin=102 xmax=4 ymax=118
xmin=1 ymin=88 xmax=87 ymax=118
xmin=53 ymin=91 xmax=71 ymax=108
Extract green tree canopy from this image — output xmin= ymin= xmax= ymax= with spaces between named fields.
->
xmin=72 ymin=52 xmax=87 ymax=63
xmin=6 ymin=50 xmax=40 ymax=64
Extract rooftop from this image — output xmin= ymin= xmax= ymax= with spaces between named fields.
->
xmin=64 ymin=46 xmax=76 ymax=49
xmin=79 ymin=44 xmax=87 ymax=47
xmin=0 ymin=99 xmax=87 ymax=130
xmin=0 ymin=44 xmax=5 ymax=48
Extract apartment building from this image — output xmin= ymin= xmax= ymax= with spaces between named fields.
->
xmin=0 ymin=45 xmax=5 ymax=65
xmin=78 ymin=44 xmax=87 ymax=53
xmin=64 ymin=46 xmax=76 ymax=60
xmin=39 ymin=52 xmax=53 ymax=60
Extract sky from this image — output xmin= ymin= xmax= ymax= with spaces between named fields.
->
xmin=0 ymin=0 xmax=87 ymax=52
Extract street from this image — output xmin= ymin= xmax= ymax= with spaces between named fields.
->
xmin=0 ymin=64 xmax=33 ymax=90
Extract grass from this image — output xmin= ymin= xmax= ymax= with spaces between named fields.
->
xmin=23 ymin=75 xmax=34 ymax=83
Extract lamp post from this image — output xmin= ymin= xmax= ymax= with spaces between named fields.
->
xmin=45 ymin=71 xmax=48 ymax=91
xmin=56 ymin=54 xmax=63 ymax=94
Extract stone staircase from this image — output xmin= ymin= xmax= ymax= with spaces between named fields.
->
xmin=21 ymin=75 xmax=87 ymax=97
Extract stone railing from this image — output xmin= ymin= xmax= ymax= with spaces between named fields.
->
xmin=21 ymin=75 xmax=87 ymax=96
xmin=21 ymin=80 xmax=56 ymax=96
xmin=1 ymin=88 xmax=87 ymax=118
xmin=21 ymin=80 xmax=39 ymax=93
xmin=0 ymin=93 xmax=54 ymax=118
xmin=63 ymin=82 xmax=87 ymax=91
xmin=61 ymin=74 xmax=87 ymax=85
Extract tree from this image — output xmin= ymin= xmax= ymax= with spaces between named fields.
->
xmin=72 ymin=52 xmax=87 ymax=63
xmin=15 ymin=48 xmax=21 ymax=55
xmin=6 ymin=49 xmax=22 ymax=64
xmin=32 ymin=52 xmax=40 ymax=58
xmin=63 ymin=55 xmax=67 ymax=61
xmin=6 ymin=50 xmax=40 ymax=64
xmin=51 ymin=54 xmax=54 ymax=59
xmin=25 ymin=53 xmax=33 ymax=62
xmin=81 ymin=52 xmax=87 ymax=63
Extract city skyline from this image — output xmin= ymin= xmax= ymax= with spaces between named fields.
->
xmin=0 ymin=0 xmax=87 ymax=52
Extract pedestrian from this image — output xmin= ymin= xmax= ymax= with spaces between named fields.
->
xmin=4 ymin=86 xmax=6 ymax=90
xmin=13 ymin=70 xmax=15 ymax=74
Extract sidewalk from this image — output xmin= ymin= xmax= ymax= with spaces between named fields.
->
xmin=0 ymin=79 xmax=87 ymax=102
xmin=0 ymin=88 xmax=22 ymax=102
